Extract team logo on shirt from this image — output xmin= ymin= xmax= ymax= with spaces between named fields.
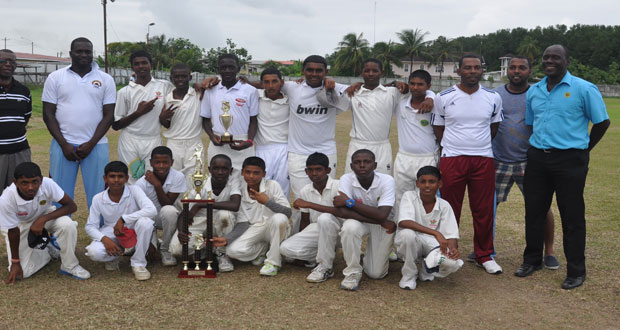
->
xmin=92 ymin=80 xmax=102 ymax=88
xmin=296 ymin=104 xmax=328 ymax=115
xmin=40 ymin=200 xmax=47 ymax=205
xmin=420 ymin=119 xmax=429 ymax=126
xmin=235 ymin=98 xmax=246 ymax=107
xmin=564 ymin=92 xmax=571 ymax=98
xmin=17 ymin=211 xmax=28 ymax=217
xmin=156 ymin=91 xmax=163 ymax=98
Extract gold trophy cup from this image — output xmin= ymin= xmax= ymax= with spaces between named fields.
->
xmin=219 ymin=101 xmax=234 ymax=143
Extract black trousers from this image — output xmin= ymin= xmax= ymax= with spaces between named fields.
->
xmin=523 ymin=147 xmax=589 ymax=277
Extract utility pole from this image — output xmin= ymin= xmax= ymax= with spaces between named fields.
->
xmin=2 ymin=37 xmax=8 ymax=49
xmin=373 ymin=1 xmax=377 ymax=45
xmin=102 ymin=0 xmax=109 ymax=72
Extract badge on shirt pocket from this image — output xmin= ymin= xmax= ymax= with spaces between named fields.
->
xmin=40 ymin=200 xmax=47 ymax=206
xmin=92 ymin=80 xmax=102 ymax=88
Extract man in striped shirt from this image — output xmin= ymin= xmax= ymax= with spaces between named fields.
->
xmin=0 ymin=49 xmax=31 ymax=191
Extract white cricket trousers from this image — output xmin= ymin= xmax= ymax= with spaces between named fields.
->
xmin=207 ymin=134 xmax=255 ymax=173
xmin=85 ymin=217 xmax=154 ymax=267
xmin=344 ymin=138 xmax=393 ymax=175
xmin=117 ymin=131 xmax=162 ymax=184
xmin=340 ymin=219 xmax=395 ymax=279
xmin=169 ymin=210 xmax=235 ymax=256
xmin=167 ymin=136 xmax=204 ymax=178
xmin=393 ymin=150 xmax=439 ymax=212
xmin=256 ymin=143 xmax=290 ymax=197
xmin=279 ymin=223 xmax=319 ymax=261
xmin=152 ymin=205 xmax=179 ymax=253
xmin=313 ymin=213 xmax=343 ymax=269
xmin=227 ymin=214 xmax=290 ymax=267
xmin=395 ymin=229 xmax=440 ymax=282
xmin=3 ymin=216 xmax=79 ymax=278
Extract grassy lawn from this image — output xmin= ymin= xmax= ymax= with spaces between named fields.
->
xmin=0 ymin=87 xmax=618 ymax=329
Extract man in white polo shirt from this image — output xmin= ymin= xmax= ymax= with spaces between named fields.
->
xmin=431 ymin=53 xmax=504 ymax=275
xmin=42 ymin=37 xmax=115 ymax=209
xmin=113 ymin=50 xmax=173 ymax=183
xmin=160 ymin=63 xmax=203 ymax=179
xmin=254 ymin=67 xmax=290 ymax=197
xmin=201 ymin=54 xmax=258 ymax=172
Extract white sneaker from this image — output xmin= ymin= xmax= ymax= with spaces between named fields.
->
xmin=161 ymin=251 xmax=177 ymax=266
xmin=478 ymin=259 xmax=503 ymax=275
xmin=132 ymin=266 xmax=151 ymax=280
xmin=306 ymin=264 xmax=334 ymax=283
xmin=399 ymin=277 xmax=417 ymax=290
xmin=60 ymin=265 xmax=91 ymax=280
xmin=217 ymin=254 xmax=234 ymax=272
xmin=252 ymin=255 xmax=266 ymax=266
xmin=259 ymin=262 xmax=280 ymax=276
xmin=47 ymin=245 xmax=61 ymax=260
xmin=418 ymin=266 xmax=435 ymax=282
xmin=105 ymin=258 xmax=120 ymax=271
xmin=340 ymin=272 xmax=362 ymax=291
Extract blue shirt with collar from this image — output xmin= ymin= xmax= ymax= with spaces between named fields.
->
xmin=526 ymin=71 xmax=608 ymax=150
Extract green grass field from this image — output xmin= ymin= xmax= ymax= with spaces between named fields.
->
xmin=0 ymin=87 xmax=618 ymax=329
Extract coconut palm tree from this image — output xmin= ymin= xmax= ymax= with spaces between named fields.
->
xmin=372 ymin=40 xmax=403 ymax=79
xmin=517 ymin=36 xmax=540 ymax=64
xmin=396 ymin=28 xmax=430 ymax=73
xmin=428 ymin=36 xmax=459 ymax=80
xmin=334 ymin=32 xmax=370 ymax=76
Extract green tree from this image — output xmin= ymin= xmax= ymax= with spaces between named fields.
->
xmin=396 ymin=28 xmax=430 ymax=71
xmin=204 ymin=39 xmax=252 ymax=73
xmin=428 ymin=36 xmax=459 ymax=80
xmin=371 ymin=40 xmax=403 ymax=78
xmin=333 ymin=32 xmax=370 ymax=76
xmin=517 ymin=36 xmax=540 ymax=64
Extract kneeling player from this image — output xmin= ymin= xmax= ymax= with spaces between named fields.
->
xmin=85 ymin=161 xmax=157 ymax=281
xmin=395 ymin=166 xmax=462 ymax=290
xmin=223 ymin=157 xmax=291 ymax=276
xmin=171 ymin=154 xmax=241 ymax=272
xmin=1 ymin=162 xmax=90 ymax=283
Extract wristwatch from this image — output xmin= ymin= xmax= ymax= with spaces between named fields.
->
xmin=345 ymin=198 xmax=356 ymax=208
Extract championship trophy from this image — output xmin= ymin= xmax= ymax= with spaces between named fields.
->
xmin=219 ymin=101 xmax=234 ymax=143
xmin=178 ymin=146 xmax=217 ymax=278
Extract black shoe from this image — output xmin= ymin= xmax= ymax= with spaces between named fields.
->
xmin=561 ymin=275 xmax=585 ymax=290
xmin=514 ymin=263 xmax=542 ymax=277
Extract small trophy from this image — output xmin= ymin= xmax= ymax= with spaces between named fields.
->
xmin=219 ymin=101 xmax=234 ymax=143
xmin=178 ymin=146 xmax=217 ymax=279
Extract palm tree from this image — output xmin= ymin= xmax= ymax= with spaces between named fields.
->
xmin=334 ymin=32 xmax=370 ymax=76
xmin=372 ymin=40 xmax=403 ymax=79
xmin=517 ymin=36 xmax=540 ymax=64
xmin=428 ymin=36 xmax=458 ymax=80
xmin=396 ymin=28 xmax=430 ymax=74
xmin=148 ymin=34 xmax=171 ymax=71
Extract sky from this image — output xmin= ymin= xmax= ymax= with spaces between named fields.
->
xmin=3 ymin=0 xmax=617 ymax=60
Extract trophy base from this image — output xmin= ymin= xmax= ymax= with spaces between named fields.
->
xmin=177 ymin=260 xmax=218 ymax=279
xmin=220 ymin=134 xmax=234 ymax=144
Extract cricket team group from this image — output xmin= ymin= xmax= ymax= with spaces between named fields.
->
xmin=0 ymin=37 xmax=609 ymax=291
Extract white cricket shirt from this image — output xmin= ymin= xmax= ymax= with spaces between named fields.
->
xmin=134 ymin=168 xmax=187 ymax=212
xmin=200 ymin=81 xmax=259 ymax=135
xmin=0 ymin=178 xmax=65 ymax=230
xmin=255 ymin=89 xmax=289 ymax=146
xmin=430 ymin=84 xmax=503 ymax=158
xmin=299 ymin=177 xmax=340 ymax=223
xmin=338 ymin=172 xmax=395 ymax=209
xmin=237 ymin=179 xmax=290 ymax=226
xmin=349 ymin=85 xmax=400 ymax=141
xmin=163 ymin=88 xmax=202 ymax=140
xmin=114 ymin=78 xmax=173 ymax=137
xmin=396 ymin=94 xmax=439 ymax=154
xmin=282 ymin=81 xmax=348 ymax=155
xmin=397 ymin=190 xmax=459 ymax=240
xmin=41 ymin=62 xmax=116 ymax=145
xmin=190 ymin=174 xmax=242 ymax=218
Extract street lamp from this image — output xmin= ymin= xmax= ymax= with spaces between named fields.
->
xmin=146 ymin=22 xmax=155 ymax=51
xmin=102 ymin=0 xmax=115 ymax=73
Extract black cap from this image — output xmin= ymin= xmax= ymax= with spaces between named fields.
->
xmin=28 ymin=228 xmax=50 ymax=250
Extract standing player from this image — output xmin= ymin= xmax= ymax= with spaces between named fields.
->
xmin=42 ymin=37 xmax=115 ymax=208
xmin=492 ymin=56 xmax=558 ymax=269
xmin=134 ymin=146 xmax=186 ymax=266
xmin=0 ymin=49 xmax=32 ymax=190
xmin=431 ymin=53 xmax=504 ymax=275
xmin=113 ymin=50 xmax=173 ymax=183
xmin=160 ymin=63 xmax=203 ymax=178
xmin=201 ymin=54 xmax=258 ymax=171
xmin=1 ymin=162 xmax=90 ymax=283
xmin=254 ymin=68 xmax=290 ymax=196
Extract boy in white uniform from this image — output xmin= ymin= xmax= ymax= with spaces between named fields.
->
xmin=280 ymin=152 xmax=339 ymax=267
xmin=394 ymin=70 xmax=440 ymax=204
xmin=1 ymin=162 xmax=90 ymax=283
xmin=334 ymin=149 xmax=396 ymax=291
xmin=200 ymin=54 xmax=258 ymax=171
xmin=224 ymin=157 xmax=292 ymax=276
xmin=113 ymin=50 xmax=173 ymax=183
xmin=85 ymin=161 xmax=157 ymax=281
xmin=172 ymin=154 xmax=242 ymax=272
xmin=134 ymin=146 xmax=186 ymax=266
xmin=395 ymin=166 xmax=462 ymax=290
xmin=254 ymin=68 xmax=290 ymax=196
xmin=160 ymin=63 xmax=203 ymax=178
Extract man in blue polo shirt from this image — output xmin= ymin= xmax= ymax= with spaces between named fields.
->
xmin=514 ymin=45 xmax=610 ymax=290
